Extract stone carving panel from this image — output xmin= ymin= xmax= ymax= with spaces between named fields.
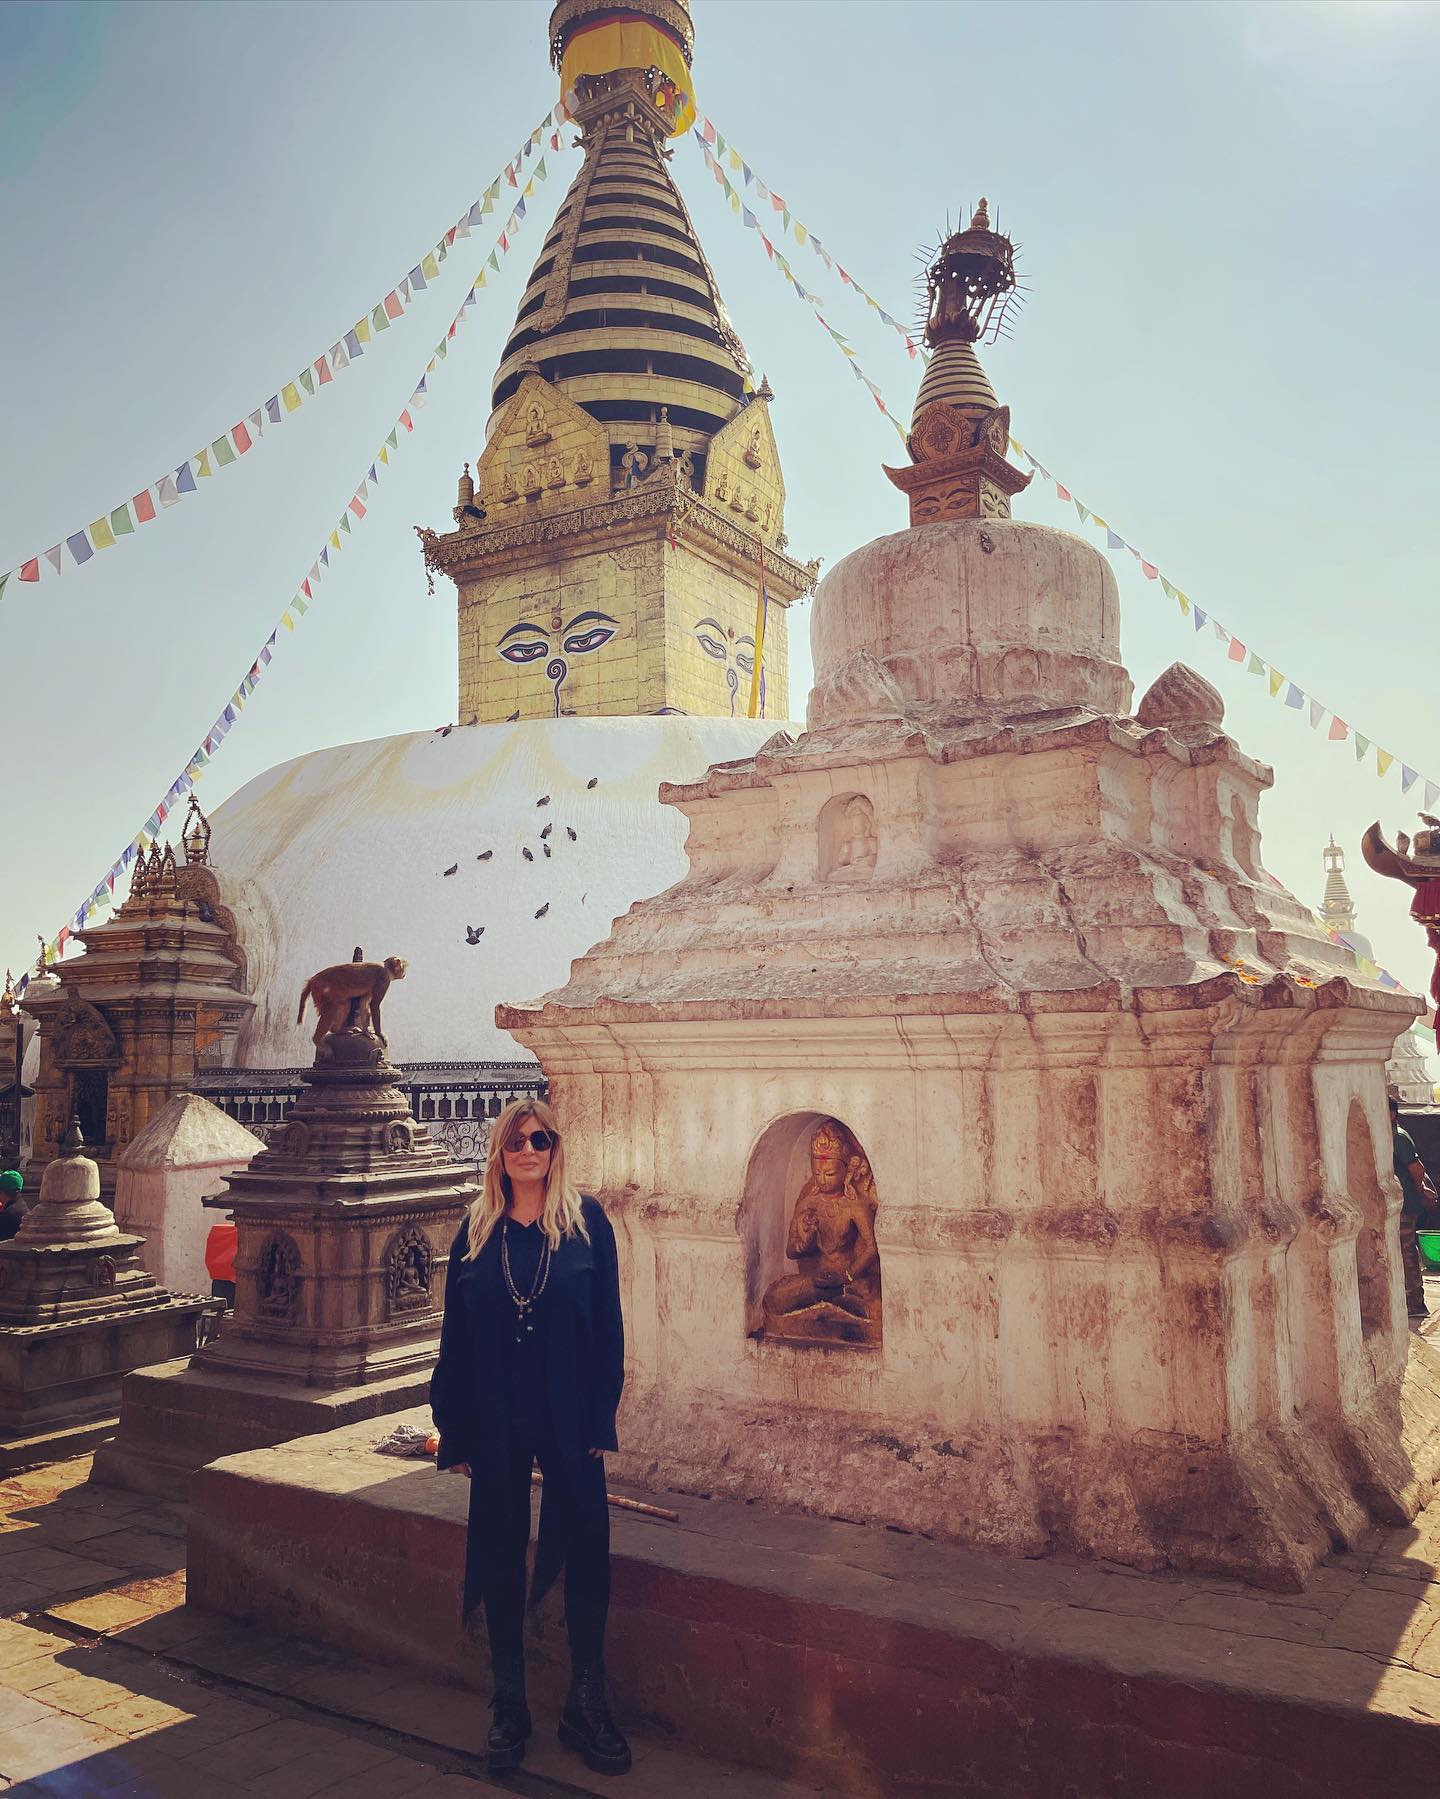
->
xmin=819 ymin=793 xmax=878 ymax=882
xmin=759 ymin=1118 xmax=882 ymax=1348
xmin=385 ymin=1225 xmax=434 ymax=1316
xmin=256 ymin=1232 xmax=303 ymax=1322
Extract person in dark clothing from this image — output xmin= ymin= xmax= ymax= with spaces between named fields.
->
xmin=1390 ymin=1094 xmax=1438 ymax=1320
xmin=0 ymin=1171 xmax=25 ymax=1241
xmin=430 ymin=1095 xmax=629 ymax=1777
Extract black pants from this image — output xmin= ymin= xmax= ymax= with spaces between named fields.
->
xmin=477 ymin=1423 xmax=611 ymax=1668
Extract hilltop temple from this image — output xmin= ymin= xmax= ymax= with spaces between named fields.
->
xmin=19 ymin=0 xmax=816 ymax=1149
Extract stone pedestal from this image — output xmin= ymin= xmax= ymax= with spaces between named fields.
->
xmin=500 ymin=517 xmax=1440 ymax=1590
xmin=114 ymin=1093 xmax=264 ymax=1294
xmin=93 ymin=1029 xmax=479 ymax=1497
xmin=0 ymin=1127 xmax=220 ymax=1471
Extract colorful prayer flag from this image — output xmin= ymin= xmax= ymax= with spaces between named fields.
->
xmin=133 ymin=489 xmax=157 ymax=523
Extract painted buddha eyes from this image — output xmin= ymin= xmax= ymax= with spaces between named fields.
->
xmin=499 ymin=637 xmax=549 ymax=665
xmin=695 ymin=630 xmax=727 ymax=662
xmin=562 ymin=620 xmax=617 ymax=655
xmin=497 ymin=611 xmax=619 ymax=664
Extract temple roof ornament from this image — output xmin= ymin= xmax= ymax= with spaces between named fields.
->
xmin=884 ymin=199 xmax=1032 ymax=527
xmin=182 ymin=793 xmax=212 ymax=867
xmin=1321 ymin=835 xmax=1358 ymax=934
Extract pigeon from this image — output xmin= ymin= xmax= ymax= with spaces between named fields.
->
xmin=540 ymin=824 xmax=553 ymax=839
xmin=566 ymin=827 xmax=577 ymax=842
xmin=522 ymin=847 xmax=534 ymax=862
xmin=440 ymin=725 xmax=453 ymax=738
xmin=465 ymin=925 xmax=485 ymax=944
xmin=535 ymin=903 xmax=550 ymax=919
xmin=506 ymin=711 xmax=520 ymax=723
xmin=536 ymin=795 xmax=551 ymax=807
xmin=543 ymin=843 xmax=552 ymax=858
xmin=586 ymin=777 xmax=599 ymax=790
xmin=477 ymin=850 xmax=493 ymax=861
xmin=466 ymin=714 xmax=477 ymax=726
xmin=442 ymin=863 xmax=458 ymax=877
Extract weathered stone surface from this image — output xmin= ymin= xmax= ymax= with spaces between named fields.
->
xmin=0 ymin=1132 xmax=218 ymax=1468
xmin=184 ymin=1408 xmax=1440 ymax=1798
xmin=93 ymin=1028 xmax=477 ymax=1497
xmin=499 ymin=512 xmax=1440 ymax=1588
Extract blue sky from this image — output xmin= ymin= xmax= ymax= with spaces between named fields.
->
xmin=2 ymin=0 xmax=1437 ymax=1016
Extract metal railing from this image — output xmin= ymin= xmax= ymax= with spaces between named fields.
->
xmin=190 ymin=1060 xmax=547 ymax=1169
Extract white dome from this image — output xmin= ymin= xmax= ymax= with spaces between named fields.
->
xmin=209 ymin=715 xmax=788 ymax=1066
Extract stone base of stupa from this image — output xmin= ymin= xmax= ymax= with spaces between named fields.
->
xmin=89 ymin=1354 xmax=436 ymax=1499
xmin=0 ymin=1294 xmax=220 ymax=1474
xmin=184 ymin=1403 xmax=1440 ymax=1799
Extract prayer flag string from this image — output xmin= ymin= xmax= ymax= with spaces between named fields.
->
xmin=17 ymin=161 xmax=563 ymax=993
xmin=0 ymin=103 xmax=575 ymax=608
xmin=691 ymin=132 xmax=908 ymax=445
xmin=691 ymin=117 xmax=1440 ymax=822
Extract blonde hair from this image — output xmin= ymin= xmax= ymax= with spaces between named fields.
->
xmin=463 ymin=1095 xmax=588 ymax=1260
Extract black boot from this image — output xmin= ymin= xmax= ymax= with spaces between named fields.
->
xmin=558 ymin=1660 xmax=631 ymax=1774
xmin=487 ymin=1650 xmax=531 ymax=1774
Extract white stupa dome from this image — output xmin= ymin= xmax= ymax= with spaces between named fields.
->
xmin=210 ymin=715 xmax=786 ymax=1066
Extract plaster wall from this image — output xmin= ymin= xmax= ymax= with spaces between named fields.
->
xmin=206 ymin=715 xmax=791 ymax=1068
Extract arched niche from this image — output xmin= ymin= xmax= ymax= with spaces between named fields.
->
xmin=740 ymin=1111 xmax=882 ymax=1349
xmin=817 ymin=791 xmax=878 ymax=883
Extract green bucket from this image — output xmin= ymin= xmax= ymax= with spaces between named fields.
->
xmin=1416 ymin=1230 xmax=1440 ymax=1272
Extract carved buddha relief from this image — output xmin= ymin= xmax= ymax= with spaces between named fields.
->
xmin=760 ymin=1119 xmax=881 ymax=1348
xmin=819 ymin=792 xmax=878 ymax=881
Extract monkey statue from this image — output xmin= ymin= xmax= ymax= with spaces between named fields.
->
xmin=296 ymin=957 xmax=408 ymax=1053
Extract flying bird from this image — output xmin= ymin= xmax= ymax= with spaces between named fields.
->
xmin=522 ymin=847 xmax=534 ymax=862
xmin=535 ymin=902 xmax=550 ymax=919
xmin=442 ymin=863 xmax=458 ymax=877
xmin=536 ymin=795 xmax=551 ymax=808
xmin=586 ymin=777 xmax=599 ymax=790
xmin=465 ymin=925 xmax=485 ymax=944
xmin=566 ymin=827 xmax=577 ymax=842
xmin=541 ymin=824 xmax=553 ymax=839
xmin=476 ymin=850 xmax=493 ymax=861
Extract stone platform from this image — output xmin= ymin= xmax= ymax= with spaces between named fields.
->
xmin=90 ymin=1354 xmax=437 ymax=1500
xmin=187 ymin=1403 xmax=1440 ymax=1799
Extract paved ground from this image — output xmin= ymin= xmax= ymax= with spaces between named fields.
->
xmin=0 ymin=1455 xmax=831 ymax=1799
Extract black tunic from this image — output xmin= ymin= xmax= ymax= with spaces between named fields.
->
xmin=429 ymin=1195 xmax=624 ymax=1619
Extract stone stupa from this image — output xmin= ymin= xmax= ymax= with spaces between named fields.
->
xmin=501 ymin=203 xmax=1440 ymax=1588
xmin=92 ymin=969 xmax=480 ymax=1497
xmin=0 ymin=1122 xmax=219 ymax=1470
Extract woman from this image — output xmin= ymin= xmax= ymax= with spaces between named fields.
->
xmin=430 ymin=1096 xmax=629 ymax=1777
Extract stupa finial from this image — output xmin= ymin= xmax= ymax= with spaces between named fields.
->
xmin=550 ymin=0 xmax=696 ymax=139
xmin=183 ymin=793 xmax=212 ymax=867
xmin=883 ymin=197 xmax=1031 ymax=526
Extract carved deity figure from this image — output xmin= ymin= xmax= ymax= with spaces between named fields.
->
xmin=620 ymin=441 xmax=652 ymax=488
xmin=525 ymin=401 xmax=551 ymax=447
xmin=547 ymin=456 xmax=565 ymax=489
xmin=831 ymin=795 xmax=878 ymax=876
xmin=573 ymin=449 xmax=594 ymax=486
xmin=761 ymin=1120 xmax=881 ymax=1347
xmin=500 ymin=469 xmax=518 ymax=504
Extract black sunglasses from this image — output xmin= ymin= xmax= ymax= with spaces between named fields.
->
xmin=503 ymin=1129 xmax=555 ymax=1154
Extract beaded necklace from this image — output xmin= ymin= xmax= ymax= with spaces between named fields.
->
xmin=500 ymin=1216 xmax=552 ymax=1346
